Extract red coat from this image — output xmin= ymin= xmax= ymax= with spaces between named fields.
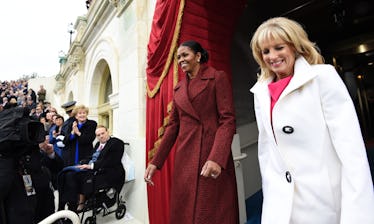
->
xmin=152 ymin=65 xmax=239 ymax=224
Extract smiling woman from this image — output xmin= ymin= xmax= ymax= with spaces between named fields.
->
xmin=0 ymin=0 xmax=87 ymax=81
xmin=250 ymin=17 xmax=374 ymax=224
xmin=145 ymin=40 xmax=239 ymax=224
xmin=259 ymin=39 xmax=296 ymax=81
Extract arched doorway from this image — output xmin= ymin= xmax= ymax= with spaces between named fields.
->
xmin=94 ymin=59 xmax=113 ymax=132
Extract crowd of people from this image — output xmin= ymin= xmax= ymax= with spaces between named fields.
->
xmin=1 ymin=80 xmax=46 ymax=111
xmin=0 ymin=79 xmax=126 ymax=224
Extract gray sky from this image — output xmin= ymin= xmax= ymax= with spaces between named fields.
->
xmin=0 ymin=0 xmax=87 ymax=81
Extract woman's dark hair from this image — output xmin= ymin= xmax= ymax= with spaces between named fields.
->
xmin=180 ymin=40 xmax=209 ymax=63
xmin=55 ymin=114 xmax=64 ymax=122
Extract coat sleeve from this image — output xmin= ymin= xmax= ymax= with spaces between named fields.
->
xmin=151 ymin=100 xmax=180 ymax=169
xmin=62 ymin=122 xmax=74 ymax=146
xmin=41 ymin=150 xmax=64 ymax=173
xmin=317 ymin=65 xmax=374 ymax=223
xmin=78 ymin=120 xmax=97 ymax=145
xmin=208 ymin=71 xmax=236 ymax=169
xmin=252 ymin=92 xmax=270 ymax=177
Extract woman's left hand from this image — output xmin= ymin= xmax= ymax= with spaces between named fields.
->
xmin=200 ymin=160 xmax=221 ymax=179
xmin=76 ymin=164 xmax=91 ymax=170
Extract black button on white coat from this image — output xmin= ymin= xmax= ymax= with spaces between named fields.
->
xmin=285 ymin=171 xmax=292 ymax=183
xmin=282 ymin=126 xmax=294 ymax=134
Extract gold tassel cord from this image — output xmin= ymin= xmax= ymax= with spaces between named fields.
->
xmin=148 ymin=101 xmax=174 ymax=160
xmin=146 ymin=0 xmax=185 ymax=98
xmin=147 ymin=0 xmax=185 ymax=160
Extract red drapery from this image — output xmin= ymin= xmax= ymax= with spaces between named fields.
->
xmin=146 ymin=1 xmax=245 ymax=223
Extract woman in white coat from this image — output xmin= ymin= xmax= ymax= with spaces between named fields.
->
xmin=250 ymin=17 xmax=374 ymax=224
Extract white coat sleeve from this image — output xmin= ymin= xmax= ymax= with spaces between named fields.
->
xmin=317 ymin=65 xmax=374 ymax=224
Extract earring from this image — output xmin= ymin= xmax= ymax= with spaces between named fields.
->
xmin=197 ymin=59 xmax=200 ymax=63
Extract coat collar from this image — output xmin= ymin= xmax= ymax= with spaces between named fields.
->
xmin=280 ymin=56 xmax=317 ymax=99
xmin=250 ymin=56 xmax=317 ymax=97
xmin=96 ymin=137 xmax=113 ymax=155
xmin=249 ymin=56 xmax=317 ymax=141
xmin=174 ymin=65 xmax=214 ymax=121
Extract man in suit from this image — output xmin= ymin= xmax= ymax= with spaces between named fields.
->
xmin=58 ymin=125 xmax=126 ymax=212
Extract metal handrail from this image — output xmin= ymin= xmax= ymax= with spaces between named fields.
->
xmin=233 ymin=153 xmax=247 ymax=161
xmin=38 ymin=210 xmax=80 ymax=224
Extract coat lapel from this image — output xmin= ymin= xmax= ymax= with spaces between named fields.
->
xmin=97 ymin=138 xmax=113 ymax=159
xmin=189 ymin=66 xmax=213 ymax=101
xmin=174 ymin=79 xmax=200 ymax=121
xmin=279 ymin=56 xmax=317 ymax=100
xmin=173 ymin=65 xmax=213 ymax=121
xmin=250 ymin=77 xmax=274 ymax=139
xmin=250 ymin=56 xmax=318 ymax=143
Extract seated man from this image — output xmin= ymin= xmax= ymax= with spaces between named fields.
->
xmin=57 ymin=125 xmax=126 ymax=212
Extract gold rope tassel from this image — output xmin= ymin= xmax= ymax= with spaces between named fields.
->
xmin=146 ymin=0 xmax=185 ymax=98
xmin=147 ymin=0 xmax=185 ymax=160
xmin=148 ymin=101 xmax=174 ymax=160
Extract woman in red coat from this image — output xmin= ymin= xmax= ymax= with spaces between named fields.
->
xmin=145 ymin=40 xmax=239 ymax=224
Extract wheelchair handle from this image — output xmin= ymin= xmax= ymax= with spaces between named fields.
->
xmin=38 ymin=210 xmax=80 ymax=224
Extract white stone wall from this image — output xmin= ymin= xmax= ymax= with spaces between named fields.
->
xmin=50 ymin=1 xmax=157 ymax=223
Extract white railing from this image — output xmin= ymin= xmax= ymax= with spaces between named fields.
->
xmin=38 ymin=210 xmax=80 ymax=224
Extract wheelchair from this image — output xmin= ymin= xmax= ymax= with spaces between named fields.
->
xmin=79 ymin=169 xmax=127 ymax=224
xmin=79 ymin=171 xmax=126 ymax=224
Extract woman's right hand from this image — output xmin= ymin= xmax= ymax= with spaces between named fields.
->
xmin=144 ymin=164 xmax=157 ymax=186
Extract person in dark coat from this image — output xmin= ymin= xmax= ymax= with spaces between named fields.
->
xmin=60 ymin=100 xmax=77 ymax=137
xmin=36 ymin=85 xmax=46 ymax=103
xmin=28 ymin=88 xmax=37 ymax=104
xmin=144 ymin=40 xmax=239 ymax=224
xmin=59 ymin=100 xmax=77 ymax=165
xmin=62 ymin=104 xmax=97 ymax=166
xmin=0 ymin=135 xmax=64 ymax=224
xmin=58 ymin=125 xmax=125 ymax=212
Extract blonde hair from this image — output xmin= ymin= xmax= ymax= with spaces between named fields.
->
xmin=73 ymin=104 xmax=89 ymax=115
xmin=250 ymin=17 xmax=324 ymax=80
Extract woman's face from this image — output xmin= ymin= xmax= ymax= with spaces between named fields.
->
xmin=177 ymin=46 xmax=201 ymax=75
xmin=75 ymin=109 xmax=88 ymax=123
xmin=55 ymin=117 xmax=63 ymax=126
xmin=260 ymin=38 xmax=296 ymax=79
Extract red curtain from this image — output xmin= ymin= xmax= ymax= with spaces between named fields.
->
xmin=146 ymin=1 xmax=245 ymax=223
xmin=146 ymin=1 xmax=182 ymax=223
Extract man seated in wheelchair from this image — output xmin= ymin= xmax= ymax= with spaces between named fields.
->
xmin=58 ymin=125 xmax=126 ymax=212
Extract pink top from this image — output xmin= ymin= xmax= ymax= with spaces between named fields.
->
xmin=268 ymin=75 xmax=293 ymax=115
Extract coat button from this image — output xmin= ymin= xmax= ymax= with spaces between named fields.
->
xmin=285 ymin=171 xmax=292 ymax=183
xmin=282 ymin=126 xmax=294 ymax=134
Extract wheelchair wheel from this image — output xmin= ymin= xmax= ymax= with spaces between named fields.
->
xmin=84 ymin=216 xmax=96 ymax=224
xmin=115 ymin=204 xmax=126 ymax=219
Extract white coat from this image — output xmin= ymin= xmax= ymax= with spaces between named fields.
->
xmin=250 ymin=56 xmax=374 ymax=224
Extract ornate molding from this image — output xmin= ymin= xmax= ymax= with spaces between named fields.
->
xmin=67 ymin=44 xmax=85 ymax=71
xmin=109 ymin=0 xmax=119 ymax=7
xmin=116 ymin=0 xmax=132 ymax=16
xmin=54 ymin=73 xmax=66 ymax=94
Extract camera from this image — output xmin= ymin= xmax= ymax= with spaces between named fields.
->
xmin=0 ymin=107 xmax=45 ymax=155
